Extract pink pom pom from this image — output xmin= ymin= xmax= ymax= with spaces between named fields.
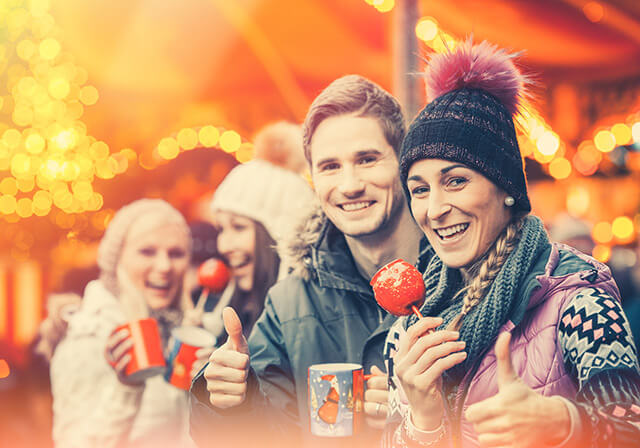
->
xmin=425 ymin=37 xmax=529 ymax=116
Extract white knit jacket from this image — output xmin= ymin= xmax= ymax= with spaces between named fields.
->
xmin=50 ymin=280 xmax=194 ymax=448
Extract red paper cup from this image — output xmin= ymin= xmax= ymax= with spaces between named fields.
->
xmin=112 ymin=318 xmax=165 ymax=382
xmin=165 ymin=326 xmax=216 ymax=390
xmin=308 ymin=363 xmax=364 ymax=437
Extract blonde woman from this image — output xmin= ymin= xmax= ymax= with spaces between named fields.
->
xmin=51 ymin=199 xmax=204 ymax=448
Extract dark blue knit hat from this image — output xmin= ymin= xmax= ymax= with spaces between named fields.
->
xmin=400 ymin=39 xmax=531 ymax=213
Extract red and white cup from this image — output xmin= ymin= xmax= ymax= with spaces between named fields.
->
xmin=111 ymin=318 xmax=166 ymax=382
xmin=165 ymin=326 xmax=216 ymax=390
xmin=308 ymin=363 xmax=364 ymax=437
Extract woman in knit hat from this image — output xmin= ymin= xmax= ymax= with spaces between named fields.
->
xmin=50 ymin=199 xmax=202 ymax=448
xmin=383 ymin=39 xmax=640 ymax=448
xmin=187 ymin=121 xmax=316 ymax=342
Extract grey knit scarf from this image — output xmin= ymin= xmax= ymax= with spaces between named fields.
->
xmin=405 ymin=215 xmax=550 ymax=378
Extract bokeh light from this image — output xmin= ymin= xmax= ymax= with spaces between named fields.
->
xmin=566 ymin=186 xmax=590 ymax=217
xmin=592 ymin=244 xmax=611 ymax=263
xmin=548 ymin=157 xmax=571 ymax=179
xmin=536 ymin=131 xmax=560 ymax=156
xmin=632 ymin=122 xmax=640 ymax=143
xmin=157 ymin=137 xmax=179 ymax=160
xmin=177 ymin=128 xmax=198 ymax=150
xmin=583 ymin=2 xmax=604 ymax=23
xmin=611 ymin=216 xmax=634 ymax=241
xmin=0 ymin=359 xmax=9 ymax=379
xmin=611 ymin=123 xmax=632 ymax=145
xmin=594 ymin=130 xmax=616 ymax=152
xmin=219 ymin=130 xmax=241 ymax=153
xmin=416 ymin=18 xmax=438 ymax=42
xmin=592 ymin=221 xmax=613 ymax=244
xmin=199 ymin=125 xmax=220 ymax=147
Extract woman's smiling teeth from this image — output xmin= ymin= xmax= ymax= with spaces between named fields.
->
xmin=340 ymin=201 xmax=374 ymax=212
xmin=434 ymin=223 xmax=469 ymax=239
xmin=145 ymin=279 xmax=171 ymax=290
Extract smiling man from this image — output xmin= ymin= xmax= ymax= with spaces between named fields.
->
xmin=189 ymin=75 xmax=425 ymax=447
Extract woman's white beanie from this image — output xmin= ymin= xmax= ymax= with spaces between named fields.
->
xmin=210 ymin=159 xmax=315 ymax=241
xmin=97 ymin=199 xmax=189 ymax=295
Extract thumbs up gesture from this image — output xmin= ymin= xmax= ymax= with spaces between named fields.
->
xmin=465 ymin=332 xmax=571 ymax=447
xmin=204 ymin=307 xmax=250 ymax=409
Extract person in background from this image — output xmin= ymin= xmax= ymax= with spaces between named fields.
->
xmin=182 ymin=121 xmax=316 ymax=344
xmin=383 ymin=38 xmax=640 ymax=448
xmin=549 ymin=213 xmax=595 ymax=256
xmin=190 ymin=75 xmax=426 ymax=448
xmin=50 ymin=199 xmax=204 ymax=448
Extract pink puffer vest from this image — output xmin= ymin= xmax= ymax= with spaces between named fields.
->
xmin=457 ymin=243 xmax=621 ymax=447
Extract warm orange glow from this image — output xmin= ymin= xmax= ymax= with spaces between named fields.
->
xmin=592 ymin=245 xmax=611 ymax=263
xmin=573 ymin=143 xmax=602 ymax=176
xmin=612 ymin=216 xmax=634 ymax=241
xmin=548 ymin=157 xmax=571 ymax=179
xmin=0 ymin=268 xmax=7 ymax=340
xmin=611 ymin=123 xmax=632 ymax=145
xmin=566 ymin=186 xmax=590 ymax=217
xmin=583 ymin=2 xmax=604 ymax=23
xmin=0 ymin=178 xmax=18 ymax=196
xmin=416 ymin=18 xmax=438 ymax=42
xmin=235 ymin=143 xmax=255 ymax=163
xmin=13 ymin=261 xmax=42 ymax=345
xmin=0 ymin=195 xmax=17 ymax=214
xmin=592 ymin=221 xmax=613 ymax=244
xmin=0 ymin=359 xmax=9 ymax=379
xmin=594 ymin=130 xmax=616 ymax=152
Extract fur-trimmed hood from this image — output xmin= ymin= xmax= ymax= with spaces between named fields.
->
xmin=278 ymin=201 xmax=326 ymax=280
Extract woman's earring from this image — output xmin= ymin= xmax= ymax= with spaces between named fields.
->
xmin=504 ymin=196 xmax=515 ymax=207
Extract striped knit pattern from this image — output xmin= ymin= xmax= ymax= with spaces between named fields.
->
xmin=405 ymin=215 xmax=550 ymax=376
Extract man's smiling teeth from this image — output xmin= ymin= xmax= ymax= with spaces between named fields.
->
xmin=435 ymin=223 xmax=469 ymax=238
xmin=340 ymin=201 xmax=373 ymax=211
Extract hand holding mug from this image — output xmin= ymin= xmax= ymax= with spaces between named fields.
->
xmin=204 ymin=307 xmax=250 ymax=408
xmin=364 ymin=365 xmax=388 ymax=429
xmin=105 ymin=327 xmax=144 ymax=386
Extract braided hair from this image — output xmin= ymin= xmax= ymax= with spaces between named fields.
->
xmin=448 ymin=214 xmax=526 ymax=331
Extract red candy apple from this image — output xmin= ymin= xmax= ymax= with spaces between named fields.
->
xmin=197 ymin=258 xmax=231 ymax=294
xmin=370 ymin=259 xmax=425 ymax=318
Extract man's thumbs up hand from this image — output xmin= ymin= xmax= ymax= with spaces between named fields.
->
xmin=465 ymin=332 xmax=571 ymax=447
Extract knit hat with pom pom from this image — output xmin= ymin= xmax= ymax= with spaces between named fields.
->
xmin=400 ymin=38 xmax=532 ymax=213
xmin=210 ymin=121 xmax=316 ymax=242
